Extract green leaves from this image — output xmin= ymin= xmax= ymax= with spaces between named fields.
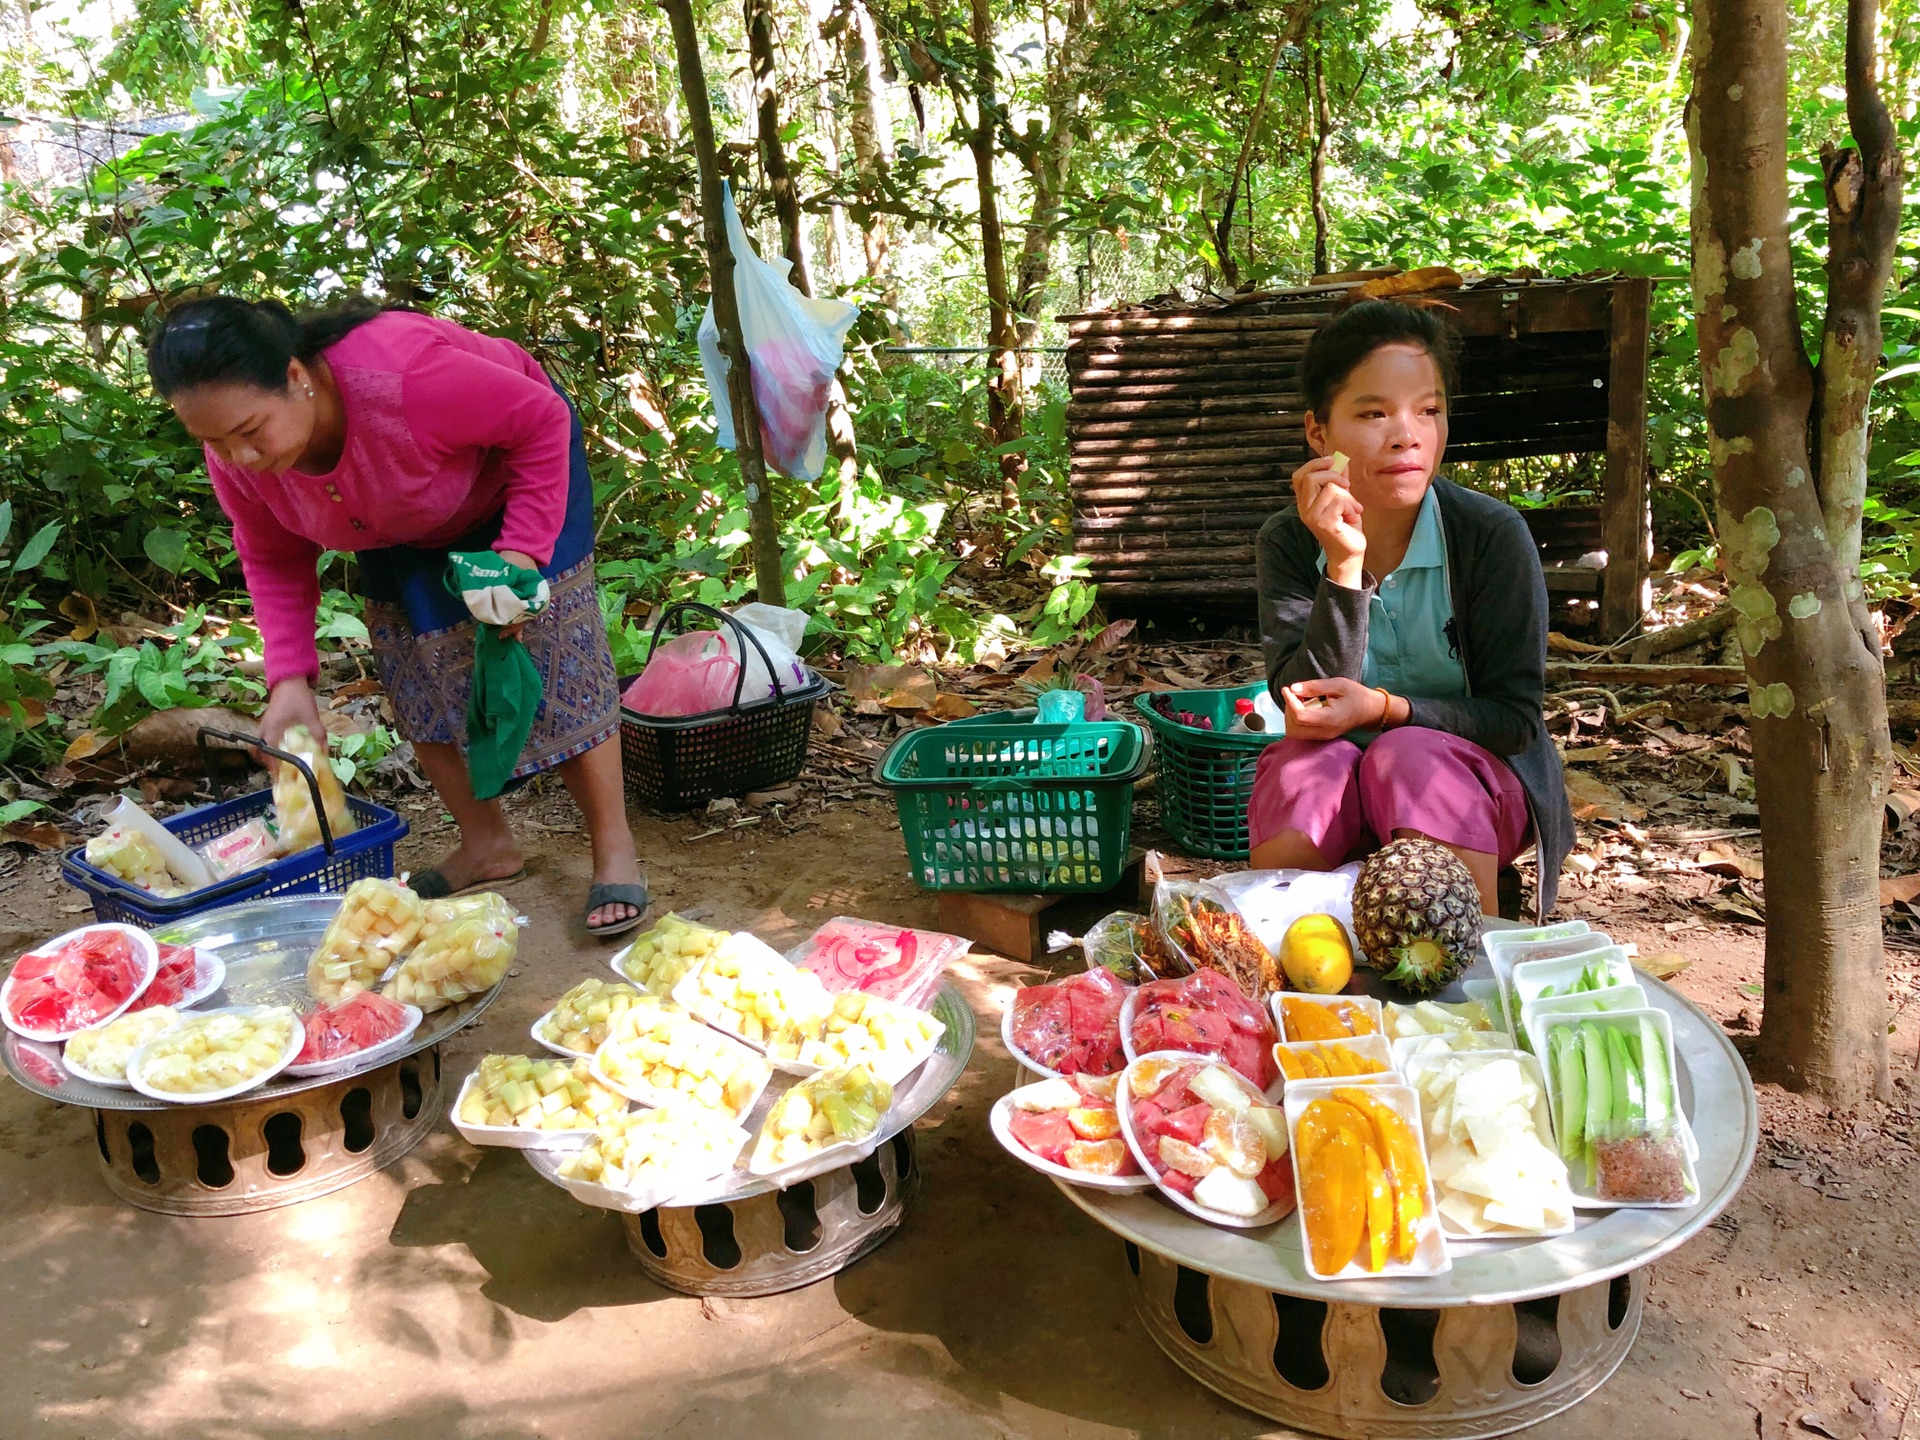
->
xmin=143 ymin=528 xmax=190 ymax=574
xmin=10 ymin=521 xmax=62 ymax=574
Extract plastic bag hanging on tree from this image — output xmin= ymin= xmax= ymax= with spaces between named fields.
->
xmin=697 ymin=182 xmax=859 ymax=482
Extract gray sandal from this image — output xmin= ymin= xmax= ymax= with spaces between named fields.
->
xmin=585 ymin=880 xmax=650 ymax=938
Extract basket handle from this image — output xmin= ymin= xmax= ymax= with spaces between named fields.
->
xmin=645 ymin=600 xmax=790 ymax=713
xmin=196 ymin=725 xmax=340 ymax=857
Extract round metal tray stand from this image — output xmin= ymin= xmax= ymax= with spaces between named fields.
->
xmin=620 ymin=1128 xmax=923 ymax=1297
xmin=1122 ymin=1244 xmax=1644 ymax=1439
xmin=1058 ymin=965 xmax=1759 ymax=1439
xmin=95 ymin=1047 xmax=446 ymax=1216
xmin=4 ymin=895 xmax=506 ymax=1217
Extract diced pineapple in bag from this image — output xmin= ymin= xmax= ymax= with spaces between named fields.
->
xmin=750 ymin=1062 xmax=893 ymax=1172
xmin=85 ymin=827 xmax=187 ymax=897
xmin=595 ymin=999 xmax=770 ymax=1120
xmin=382 ymin=893 xmax=521 ymax=1013
xmin=306 ymin=878 xmax=427 ymax=1003
xmin=271 ymin=725 xmax=356 ymax=855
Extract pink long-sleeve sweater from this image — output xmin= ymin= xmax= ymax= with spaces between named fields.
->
xmin=205 ymin=311 xmax=571 ymax=687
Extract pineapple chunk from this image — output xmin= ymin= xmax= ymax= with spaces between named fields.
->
xmin=460 ymin=1053 xmax=626 ymax=1133
xmin=613 ymin=914 xmax=729 ymax=996
xmin=66 ymin=1006 xmax=182 ymax=1082
xmin=306 ymin=879 xmax=426 ymax=1003
xmin=749 ymin=1063 xmax=893 ymax=1173
xmin=381 ymin=893 xmax=521 ymax=1014
xmin=133 ymin=1008 xmax=298 ymax=1095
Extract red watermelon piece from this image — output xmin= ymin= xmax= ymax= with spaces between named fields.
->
xmin=296 ymin=992 xmax=412 ymax=1065
xmin=1256 ymin=1157 xmax=1297 ymax=1210
xmin=127 ymin=945 xmax=198 ymax=1011
xmin=1162 ymin=1103 xmax=1211 ymax=1145
xmin=1159 ymin=1168 xmax=1199 ymax=1199
xmin=5 ymin=929 xmax=147 ymax=1037
xmin=1008 ymin=1109 xmax=1076 ymax=1166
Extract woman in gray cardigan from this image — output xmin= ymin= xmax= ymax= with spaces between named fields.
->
xmin=1249 ymin=300 xmax=1574 ymax=916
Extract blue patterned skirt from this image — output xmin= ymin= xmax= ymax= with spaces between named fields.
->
xmin=358 ymin=386 xmax=619 ymax=782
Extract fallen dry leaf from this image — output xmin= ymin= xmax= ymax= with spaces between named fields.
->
xmin=811 ymin=705 xmax=845 ymax=738
xmin=1633 ymin=951 xmax=1693 ymax=981
xmin=63 ymin=729 xmax=115 ymax=764
xmin=1089 ymin=618 xmax=1136 ymax=653
xmin=844 ymin=663 xmax=936 ymax=715
xmin=929 ymin=693 xmax=977 ymax=721
xmin=1564 ymin=770 xmax=1646 ymax=822
xmin=3 ymin=819 xmax=71 ymax=851
xmin=1879 ymin=873 xmax=1920 ymax=907
xmin=59 ymin=591 xmax=98 ymax=641
xmin=1694 ymin=841 xmax=1763 ymax=881
xmin=1560 ymin=744 xmax=1612 ymax=763
xmin=1886 ymin=788 xmax=1920 ymax=829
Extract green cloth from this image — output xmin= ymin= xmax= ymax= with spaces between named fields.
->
xmin=447 ymin=551 xmax=550 ymax=801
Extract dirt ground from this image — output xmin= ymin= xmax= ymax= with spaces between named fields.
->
xmin=2 ymin=762 xmax=1917 ymax=1440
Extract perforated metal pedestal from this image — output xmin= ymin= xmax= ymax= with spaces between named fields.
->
xmin=1060 ymin=965 xmax=1757 ymax=1438
xmin=620 ymin=1128 xmax=923 ymax=1297
xmin=94 ymin=1048 xmax=445 ymax=1215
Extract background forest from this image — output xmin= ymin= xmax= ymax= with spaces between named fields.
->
xmin=0 ymin=0 xmax=1917 ymax=785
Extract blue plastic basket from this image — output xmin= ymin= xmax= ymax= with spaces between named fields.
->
xmin=60 ymin=730 xmax=409 ymax=928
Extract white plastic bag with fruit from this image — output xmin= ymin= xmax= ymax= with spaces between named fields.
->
xmin=272 ymin=724 xmax=355 ymax=854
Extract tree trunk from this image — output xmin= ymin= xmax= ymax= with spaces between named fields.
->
xmin=663 ymin=0 xmax=786 ymax=607
xmin=1009 ymin=0 xmax=1091 ymax=354
xmin=605 ymin=8 xmax=675 ymax=156
xmin=746 ymin=0 xmax=812 ymax=295
xmin=967 ymin=0 xmax=1022 ymax=505
xmin=1686 ymin=0 xmax=1903 ymax=1104
xmin=1308 ymin=34 xmax=1331 ymax=277
xmin=804 ymin=0 xmax=849 ymax=287
xmin=843 ymin=0 xmax=893 ymax=281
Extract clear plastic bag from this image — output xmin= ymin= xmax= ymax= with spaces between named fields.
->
xmin=1127 ymin=970 xmax=1279 ymax=1090
xmin=273 ymin=724 xmax=355 ymax=855
xmin=789 ymin=917 xmax=969 ymax=1009
xmin=382 ymin=892 xmax=521 ymax=1013
xmin=1008 ymin=966 xmax=1129 ymax=1077
xmin=306 ymin=878 xmax=427 ymax=1003
xmin=1151 ymin=879 xmax=1278 ymax=1002
xmin=620 ymin=630 xmax=742 ymax=717
xmin=698 ymin=183 xmax=859 ymax=483
xmin=1047 ymin=911 xmax=1178 ymax=986
xmin=86 ymin=826 xmax=187 ymax=897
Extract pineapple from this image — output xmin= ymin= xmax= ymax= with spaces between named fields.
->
xmin=306 ymin=879 xmax=427 ymax=1002
xmin=272 ymin=725 xmax=356 ymax=855
xmin=66 ymin=1006 xmax=182 ymax=1082
xmin=768 ymin=990 xmax=945 ymax=1075
xmin=614 ymin=914 xmax=728 ymax=996
xmin=677 ymin=934 xmax=831 ymax=1050
xmin=381 ymin=892 xmax=520 ymax=1013
xmin=559 ymin=1106 xmax=746 ymax=1190
xmin=134 ymin=1008 xmax=298 ymax=1095
xmin=86 ymin=827 xmax=186 ymax=897
xmin=458 ymin=1053 xmax=626 ymax=1132
xmin=1350 ymin=838 xmax=1483 ymax=997
xmin=750 ymin=1062 xmax=893 ymax=1171
xmin=594 ymin=998 xmax=770 ymax=1119
xmin=537 ymin=979 xmax=645 ymax=1055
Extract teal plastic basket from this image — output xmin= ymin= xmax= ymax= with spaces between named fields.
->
xmin=877 ymin=722 xmax=1149 ymax=893
xmin=1133 ymin=683 xmax=1285 ymax=860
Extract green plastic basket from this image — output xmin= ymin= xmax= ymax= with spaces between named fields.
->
xmin=877 ymin=721 xmax=1149 ymax=893
xmin=1133 ymin=683 xmax=1286 ymax=860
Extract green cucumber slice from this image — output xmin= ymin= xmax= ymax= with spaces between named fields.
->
xmin=1550 ymin=1026 xmax=1585 ymax=1158
xmin=1582 ymin=1022 xmax=1612 ymax=1149
xmin=1608 ymin=1026 xmax=1644 ymax=1137
xmin=1641 ymin=1014 xmax=1673 ymax=1135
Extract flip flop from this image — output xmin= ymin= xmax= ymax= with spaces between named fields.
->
xmin=409 ymin=866 xmax=528 ymax=901
xmin=585 ymin=880 xmax=650 ymax=938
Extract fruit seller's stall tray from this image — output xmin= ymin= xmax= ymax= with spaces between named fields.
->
xmin=523 ymin=979 xmax=975 ymax=1208
xmin=1062 ymin=959 xmax=1754 ymax=1302
xmin=1054 ymin=950 xmax=1758 ymax=1440
xmin=1 ymin=896 xmax=506 ymax=1112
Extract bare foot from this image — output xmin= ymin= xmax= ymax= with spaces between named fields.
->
xmin=588 ymin=854 xmax=646 ymax=931
xmin=427 ymin=837 xmax=525 ymax=894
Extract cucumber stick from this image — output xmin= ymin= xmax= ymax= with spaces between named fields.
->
xmin=1582 ymin=1023 xmax=1611 ymax=1145
xmin=1607 ymin=1026 xmax=1644 ymax=1136
xmin=1640 ymin=1015 xmax=1673 ymax=1135
xmin=1550 ymin=1027 xmax=1586 ymax=1158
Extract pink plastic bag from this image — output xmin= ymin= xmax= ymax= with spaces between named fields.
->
xmin=790 ymin=917 xmax=970 ymax=1010
xmin=621 ymin=631 xmax=741 ymax=717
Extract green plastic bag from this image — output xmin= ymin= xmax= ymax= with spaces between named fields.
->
xmin=447 ymin=551 xmax=549 ymax=800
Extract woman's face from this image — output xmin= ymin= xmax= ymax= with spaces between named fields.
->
xmin=1304 ymin=343 xmax=1448 ymax=514
xmin=170 ymin=360 xmax=318 ymax=474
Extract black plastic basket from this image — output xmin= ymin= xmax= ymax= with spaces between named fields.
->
xmin=619 ymin=602 xmax=828 ymax=810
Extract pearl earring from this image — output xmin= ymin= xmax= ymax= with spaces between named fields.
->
xmin=304 ymin=385 xmax=314 ymax=398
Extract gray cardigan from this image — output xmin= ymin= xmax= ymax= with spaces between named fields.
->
xmin=1254 ymin=478 xmax=1574 ymax=915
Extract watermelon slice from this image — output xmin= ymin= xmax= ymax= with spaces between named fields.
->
xmin=127 ymin=945 xmax=199 ymax=1011
xmin=1161 ymin=1102 xmax=1211 ymax=1145
xmin=1128 ymin=972 xmax=1277 ymax=1089
xmin=4 ymin=928 xmax=151 ymax=1039
xmin=1009 ymin=967 xmax=1129 ymax=1076
xmin=295 ymin=992 xmax=414 ymax=1066
xmin=1008 ymin=1109 xmax=1076 ymax=1166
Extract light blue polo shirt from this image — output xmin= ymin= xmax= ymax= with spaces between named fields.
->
xmin=1315 ymin=485 xmax=1466 ymax=732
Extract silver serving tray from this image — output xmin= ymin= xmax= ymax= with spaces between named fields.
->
xmin=1059 ymin=939 xmax=1759 ymax=1307
xmin=2 ymin=895 xmax=506 ymax=1112
xmin=525 ymin=979 xmax=976 ymax=1207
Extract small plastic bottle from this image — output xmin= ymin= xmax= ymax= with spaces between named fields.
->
xmin=1229 ymin=698 xmax=1267 ymax=734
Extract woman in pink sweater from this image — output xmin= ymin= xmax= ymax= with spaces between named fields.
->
xmin=146 ymin=297 xmax=647 ymax=936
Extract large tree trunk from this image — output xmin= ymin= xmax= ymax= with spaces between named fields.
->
xmin=804 ymin=0 xmax=850 ymax=287
xmin=746 ymin=0 xmax=812 ymax=295
xmin=1009 ymin=0 xmax=1091 ymax=354
xmin=843 ymin=0 xmax=893 ymax=281
xmin=967 ymin=0 xmax=1022 ymax=505
xmin=1687 ymin=0 xmax=1902 ymax=1104
xmin=663 ymin=0 xmax=786 ymax=607
xmin=1308 ymin=35 xmax=1331 ymax=277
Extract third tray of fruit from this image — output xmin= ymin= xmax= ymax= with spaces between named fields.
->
xmin=1283 ymin=1078 xmax=1449 ymax=1280
xmin=552 ymin=1105 xmax=751 ymax=1214
xmin=747 ymin=1061 xmax=895 ymax=1184
xmin=591 ymin=997 xmax=773 ymax=1121
xmin=1117 ymin=1051 xmax=1296 ymax=1227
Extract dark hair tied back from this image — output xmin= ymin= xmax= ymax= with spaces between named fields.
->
xmin=1301 ymin=298 xmax=1461 ymax=418
xmin=145 ymin=294 xmax=385 ymax=398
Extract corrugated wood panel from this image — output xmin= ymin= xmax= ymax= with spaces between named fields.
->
xmin=1061 ymin=278 xmax=1652 ymax=628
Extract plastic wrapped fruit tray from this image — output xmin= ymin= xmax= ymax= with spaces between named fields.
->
xmin=0 ymin=895 xmax=508 ymax=1113
xmin=524 ymin=980 xmax=975 ymax=1210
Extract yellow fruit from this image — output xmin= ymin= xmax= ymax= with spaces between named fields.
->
xmin=1278 ymin=914 xmax=1355 ymax=994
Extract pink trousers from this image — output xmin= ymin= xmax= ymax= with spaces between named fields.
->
xmin=1246 ymin=729 xmax=1533 ymax=866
